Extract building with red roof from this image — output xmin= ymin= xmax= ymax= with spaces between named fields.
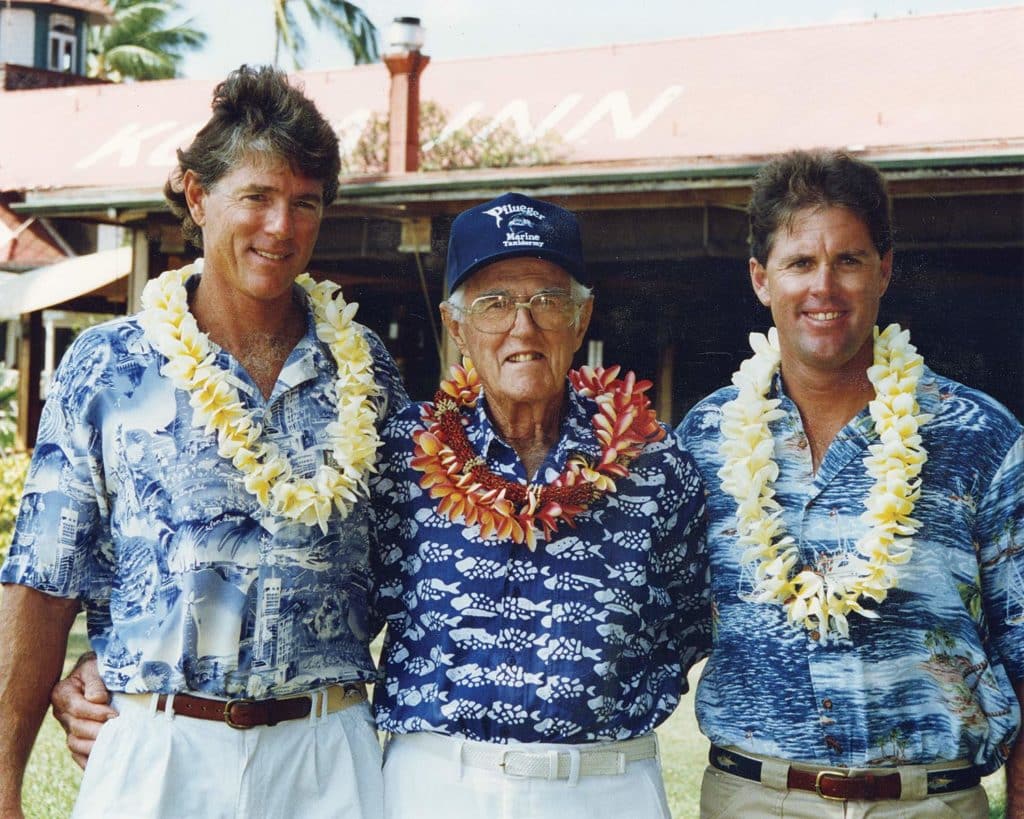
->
xmin=0 ymin=6 xmax=1021 ymax=444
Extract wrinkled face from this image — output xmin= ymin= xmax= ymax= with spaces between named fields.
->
xmin=442 ymin=258 xmax=592 ymax=414
xmin=750 ymin=205 xmax=892 ymax=380
xmin=184 ymin=154 xmax=324 ymax=305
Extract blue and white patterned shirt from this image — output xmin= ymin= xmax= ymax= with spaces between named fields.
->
xmin=676 ymin=366 xmax=1023 ymax=775
xmin=1 ymin=267 xmax=408 ymax=699
xmin=370 ymin=384 xmax=710 ymax=743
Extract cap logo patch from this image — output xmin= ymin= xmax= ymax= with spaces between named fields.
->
xmin=483 ymin=203 xmax=546 ymax=228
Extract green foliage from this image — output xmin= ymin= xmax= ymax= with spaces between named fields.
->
xmin=340 ymin=101 xmax=566 ymax=176
xmin=0 ymin=366 xmax=27 ymax=561
xmin=0 ymin=368 xmax=15 ymax=453
xmin=0 ymin=452 xmax=29 ymax=562
xmin=87 ymin=0 xmax=207 ymax=82
xmin=273 ymin=0 xmax=379 ymax=68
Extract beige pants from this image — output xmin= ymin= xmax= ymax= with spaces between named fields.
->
xmin=700 ymin=758 xmax=989 ymax=819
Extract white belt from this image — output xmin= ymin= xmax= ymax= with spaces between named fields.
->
xmin=457 ymin=734 xmax=659 ymax=780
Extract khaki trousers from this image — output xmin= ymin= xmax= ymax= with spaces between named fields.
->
xmin=700 ymin=756 xmax=989 ymax=819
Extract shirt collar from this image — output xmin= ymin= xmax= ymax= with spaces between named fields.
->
xmin=467 ymin=380 xmax=604 ymax=467
xmin=184 ymin=262 xmax=328 ymax=396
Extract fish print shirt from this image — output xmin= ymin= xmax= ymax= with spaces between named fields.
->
xmin=370 ymin=384 xmax=710 ymax=743
xmin=1 ymin=267 xmax=408 ymax=699
xmin=676 ymin=366 xmax=1023 ymax=774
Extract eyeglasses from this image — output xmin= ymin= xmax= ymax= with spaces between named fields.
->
xmin=455 ymin=292 xmax=580 ymax=334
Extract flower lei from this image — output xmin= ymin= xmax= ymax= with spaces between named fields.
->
xmin=717 ymin=324 xmax=932 ymax=642
xmin=138 ymin=263 xmax=381 ymax=533
xmin=411 ymin=359 xmax=665 ymax=550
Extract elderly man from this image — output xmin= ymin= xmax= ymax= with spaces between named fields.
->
xmin=370 ymin=193 xmax=709 ymax=818
xmin=0 ymin=66 xmax=404 ymax=818
xmin=676 ymin=150 xmax=1023 ymax=818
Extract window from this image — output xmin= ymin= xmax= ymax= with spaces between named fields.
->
xmin=0 ymin=8 xmax=36 ymax=67
xmin=48 ymin=13 xmax=76 ymax=73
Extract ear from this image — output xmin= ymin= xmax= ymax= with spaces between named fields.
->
xmin=878 ymin=249 xmax=893 ymax=297
xmin=182 ymin=170 xmax=207 ymax=228
xmin=572 ymin=297 xmax=594 ymax=352
xmin=750 ymin=257 xmax=771 ymax=307
xmin=440 ymin=303 xmax=469 ymax=357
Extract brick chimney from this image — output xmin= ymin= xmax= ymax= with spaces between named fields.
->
xmin=383 ymin=17 xmax=429 ymax=174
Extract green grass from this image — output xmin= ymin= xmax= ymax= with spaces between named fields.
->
xmin=20 ymin=624 xmax=1009 ymax=818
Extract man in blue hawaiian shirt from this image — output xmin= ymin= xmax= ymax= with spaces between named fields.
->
xmin=676 ymin=150 xmax=1023 ymax=818
xmin=370 ymin=193 xmax=710 ymax=819
xmin=0 ymin=66 xmax=405 ymax=818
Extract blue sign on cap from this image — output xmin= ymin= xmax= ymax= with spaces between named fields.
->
xmin=445 ymin=192 xmax=587 ymax=293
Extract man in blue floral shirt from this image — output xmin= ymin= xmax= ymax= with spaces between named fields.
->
xmin=0 ymin=67 xmax=405 ymax=818
xmin=676 ymin=150 xmax=1023 ymax=818
xmin=370 ymin=193 xmax=710 ymax=819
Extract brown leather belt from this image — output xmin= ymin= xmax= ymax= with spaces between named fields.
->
xmin=710 ymin=745 xmax=980 ymax=802
xmin=127 ymin=683 xmax=366 ymax=730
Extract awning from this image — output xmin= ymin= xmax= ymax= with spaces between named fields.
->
xmin=0 ymin=246 xmax=131 ymax=320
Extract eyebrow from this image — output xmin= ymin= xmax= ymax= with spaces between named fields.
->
xmin=474 ymin=287 xmax=570 ymax=298
xmin=238 ymin=184 xmax=323 ymax=203
xmin=778 ymin=248 xmax=872 ymax=265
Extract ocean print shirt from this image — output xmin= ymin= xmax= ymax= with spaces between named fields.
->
xmin=370 ymin=384 xmax=710 ymax=743
xmin=676 ymin=366 xmax=1023 ymax=775
xmin=1 ymin=266 xmax=409 ymax=698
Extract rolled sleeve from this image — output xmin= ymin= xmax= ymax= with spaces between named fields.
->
xmin=978 ymin=432 xmax=1024 ymax=683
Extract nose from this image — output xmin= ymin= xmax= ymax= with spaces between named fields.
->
xmin=265 ymin=201 xmax=294 ymax=238
xmin=808 ymin=261 xmax=837 ymax=295
xmin=508 ymin=301 xmax=542 ymax=335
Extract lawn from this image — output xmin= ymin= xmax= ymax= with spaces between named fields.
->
xmin=19 ymin=617 xmax=1009 ymax=818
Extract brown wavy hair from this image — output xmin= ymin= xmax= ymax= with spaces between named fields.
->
xmin=164 ymin=65 xmax=340 ymax=249
xmin=748 ymin=149 xmax=893 ymax=265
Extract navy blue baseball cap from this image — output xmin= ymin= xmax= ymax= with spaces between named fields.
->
xmin=446 ymin=192 xmax=586 ymax=293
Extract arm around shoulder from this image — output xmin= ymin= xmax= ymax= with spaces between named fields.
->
xmin=0 ymin=584 xmax=80 ymax=816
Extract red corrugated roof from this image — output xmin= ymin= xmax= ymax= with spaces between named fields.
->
xmin=1 ymin=6 xmax=1021 ymax=195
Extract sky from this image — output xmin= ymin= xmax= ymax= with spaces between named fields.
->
xmin=179 ymin=0 xmax=1015 ymax=79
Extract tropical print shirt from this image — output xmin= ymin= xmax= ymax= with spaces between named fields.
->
xmin=676 ymin=366 xmax=1023 ymax=775
xmin=1 ymin=268 xmax=408 ymax=699
xmin=370 ymin=384 xmax=710 ymax=743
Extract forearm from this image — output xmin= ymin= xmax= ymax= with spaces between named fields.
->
xmin=1007 ymin=678 xmax=1024 ymax=819
xmin=0 ymin=584 xmax=80 ymax=813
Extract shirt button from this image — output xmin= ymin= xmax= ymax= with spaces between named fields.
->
xmin=822 ymin=698 xmax=832 ymax=710
xmin=798 ymin=438 xmax=808 ymax=449
xmin=506 ymin=654 xmax=516 ymax=666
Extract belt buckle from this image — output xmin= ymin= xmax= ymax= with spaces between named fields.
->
xmin=814 ymin=769 xmax=849 ymax=801
xmin=223 ymin=697 xmax=256 ymax=730
xmin=497 ymin=750 xmax=527 ymax=779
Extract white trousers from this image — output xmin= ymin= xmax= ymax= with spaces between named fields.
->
xmin=382 ymin=732 xmax=672 ymax=819
xmin=72 ymin=692 xmax=384 ymax=819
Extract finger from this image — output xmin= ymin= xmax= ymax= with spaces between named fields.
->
xmin=67 ymin=734 xmax=96 ymax=758
xmin=82 ymin=676 xmax=112 ymax=705
xmin=54 ymin=696 xmax=117 ymax=724
xmin=63 ymin=714 xmax=107 ymax=743
xmin=71 ymin=752 xmax=88 ymax=771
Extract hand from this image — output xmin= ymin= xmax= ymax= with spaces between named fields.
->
xmin=50 ymin=652 xmax=116 ymax=769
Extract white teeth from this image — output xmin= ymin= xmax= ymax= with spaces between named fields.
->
xmin=808 ymin=311 xmax=841 ymax=321
xmin=254 ymin=249 xmax=287 ymax=260
xmin=508 ymin=353 xmax=540 ymax=362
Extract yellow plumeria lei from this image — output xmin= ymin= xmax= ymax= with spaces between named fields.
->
xmin=138 ymin=262 xmax=381 ymax=533
xmin=717 ymin=324 xmax=932 ymax=642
